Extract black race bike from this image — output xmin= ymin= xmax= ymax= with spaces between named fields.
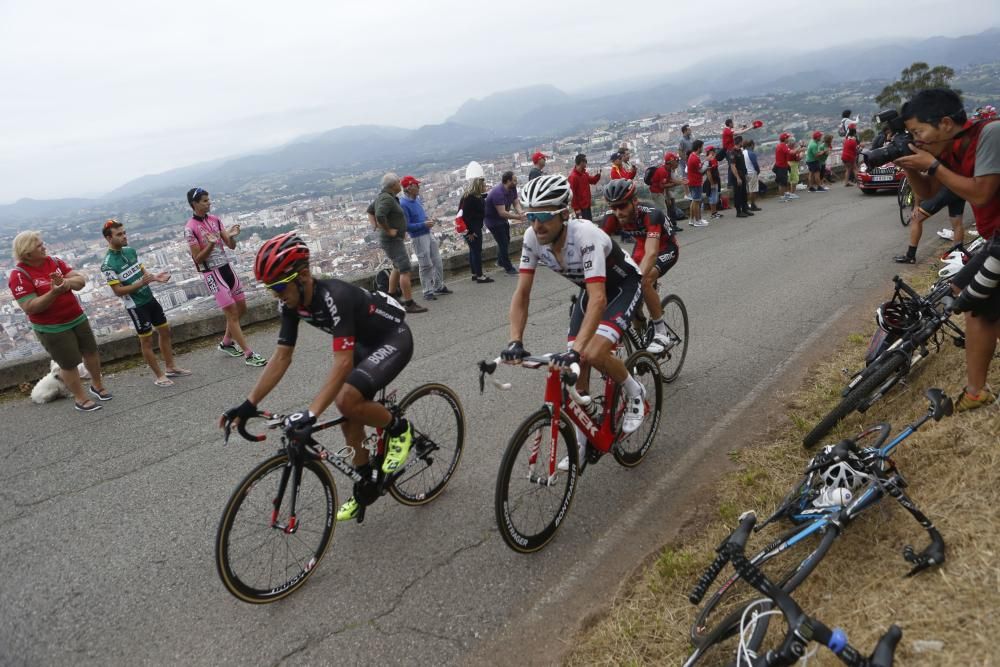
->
xmin=802 ymin=275 xmax=964 ymax=448
xmin=215 ymin=383 xmax=464 ymax=603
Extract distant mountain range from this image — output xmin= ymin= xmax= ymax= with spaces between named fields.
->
xmin=2 ymin=27 xmax=998 ymax=228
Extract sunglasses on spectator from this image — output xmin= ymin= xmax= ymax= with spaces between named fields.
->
xmin=265 ymin=272 xmax=299 ymax=292
xmin=526 ymin=208 xmax=567 ymax=223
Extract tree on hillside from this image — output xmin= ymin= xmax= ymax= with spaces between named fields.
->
xmin=876 ymin=62 xmax=959 ymax=108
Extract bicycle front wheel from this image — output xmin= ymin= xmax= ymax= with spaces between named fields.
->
xmin=215 ymin=453 xmax=337 ymax=604
xmin=389 ymin=383 xmax=465 ymax=506
xmin=494 ymin=409 xmax=578 ymax=553
xmin=658 ymin=294 xmax=689 ymax=383
xmin=612 ymin=351 xmax=663 ymax=467
xmin=898 ymin=179 xmax=914 ymax=226
xmin=690 ymin=523 xmax=838 ymax=657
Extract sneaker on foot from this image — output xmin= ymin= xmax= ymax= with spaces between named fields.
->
xmin=750 ymin=205 xmax=762 ymax=211
xmin=382 ymin=420 xmax=412 ymax=473
xmin=893 ymin=255 xmax=916 ymax=264
xmin=622 ymin=386 xmax=646 ymax=434
xmin=434 ymin=286 xmax=453 ymax=295
xmin=474 ymin=275 xmax=495 ymax=283
xmin=955 ymin=386 xmax=998 ymax=412
xmin=646 ymin=331 xmax=670 ymax=355
xmin=404 ymin=300 xmax=428 ymax=313
xmin=244 ymin=352 xmax=267 ymax=367
xmin=689 ymin=219 xmax=709 ymax=227
xmin=336 ymin=496 xmax=360 ymax=521
xmin=818 ymin=186 xmax=830 ymax=192
xmin=218 ymin=341 xmax=243 ymax=357
xmin=423 ymin=292 xmax=437 ymax=301
xmin=937 ymin=228 xmax=954 ymax=240
xmin=786 ymin=193 xmax=800 ymax=199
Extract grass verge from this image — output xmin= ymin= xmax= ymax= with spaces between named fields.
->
xmin=567 ymin=270 xmax=999 ymax=666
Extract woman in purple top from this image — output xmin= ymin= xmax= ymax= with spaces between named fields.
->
xmin=483 ymin=171 xmax=525 ymax=274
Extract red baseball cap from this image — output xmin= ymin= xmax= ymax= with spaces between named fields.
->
xmin=531 ymin=151 xmax=548 ymax=163
xmin=752 ymin=119 xmax=764 ymax=128
xmin=664 ymin=151 xmax=679 ymax=162
xmin=705 ymin=145 xmax=716 ymax=153
xmin=812 ymin=131 xmax=823 ymax=140
xmin=779 ymin=132 xmax=790 ymax=141
xmin=849 ymin=123 xmax=857 ymax=129
xmin=400 ymin=175 xmax=420 ymax=187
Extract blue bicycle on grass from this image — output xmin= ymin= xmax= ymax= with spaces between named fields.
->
xmin=685 ymin=388 xmax=952 ymax=664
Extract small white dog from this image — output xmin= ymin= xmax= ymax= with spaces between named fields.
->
xmin=31 ymin=360 xmax=91 ymax=404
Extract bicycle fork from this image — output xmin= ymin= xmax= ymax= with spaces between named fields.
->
xmin=271 ymin=443 xmax=306 ymax=535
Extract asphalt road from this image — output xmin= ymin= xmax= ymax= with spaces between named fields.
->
xmin=0 ymin=188 xmax=945 ymax=666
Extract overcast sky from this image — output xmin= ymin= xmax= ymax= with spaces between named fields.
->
xmin=1 ymin=0 xmax=998 ymax=205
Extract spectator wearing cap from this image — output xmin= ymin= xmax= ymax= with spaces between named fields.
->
xmin=686 ymin=140 xmax=708 ymax=227
xmin=774 ymin=132 xmax=795 ymax=200
xmin=650 ymin=152 xmax=683 ymax=231
xmin=368 ymin=173 xmax=427 ymax=313
xmin=744 ymin=140 xmax=763 ymax=212
xmin=805 ymin=131 xmax=830 ymax=192
xmin=721 ymin=118 xmax=751 ymax=159
xmin=728 ymin=136 xmax=752 ymax=218
xmin=677 ymin=125 xmax=695 ymax=198
xmin=609 ymin=151 xmax=637 ymax=181
xmin=400 ymin=175 xmax=450 ymax=301
xmin=568 ymin=153 xmax=602 ymax=221
xmin=528 ymin=152 xmax=548 ymax=181
xmin=484 ymin=170 xmax=525 ymax=275
xmin=704 ymin=147 xmax=723 ymax=219
xmin=841 ymin=125 xmax=860 ymax=186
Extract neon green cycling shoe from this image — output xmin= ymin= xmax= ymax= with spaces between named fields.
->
xmin=336 ymin=497 xmax=360 ymax=522
xmin=381 ymin=420 xmax=413 ymax=473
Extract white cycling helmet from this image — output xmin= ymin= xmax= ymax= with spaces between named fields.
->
xmin=818 ymin=447 xmax=870 ymax=491
xmin=520 ymin=173 xmax=572 ymax=209
xmin=939 ymin=256 xmax=966 ymax=279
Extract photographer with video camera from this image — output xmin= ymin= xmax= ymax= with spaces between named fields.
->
xmin=888 ymin=88 xmax=1000 ymax=412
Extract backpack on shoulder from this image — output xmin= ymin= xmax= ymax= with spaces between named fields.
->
xmin=643 ymin=165 xmax=658 ymax=186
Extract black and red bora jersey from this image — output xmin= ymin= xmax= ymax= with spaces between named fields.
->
xmin=602 ymin=205 xmax=678 ymax=262
xmin=277 ymin=278 xmax=405 ymax=351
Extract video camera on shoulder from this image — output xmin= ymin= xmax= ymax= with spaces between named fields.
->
xmin=861 ymin=109 xmax=914 ymax=169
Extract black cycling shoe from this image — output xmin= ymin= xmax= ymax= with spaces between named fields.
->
xmin=894 ymin=255 xmax=917 ymax=264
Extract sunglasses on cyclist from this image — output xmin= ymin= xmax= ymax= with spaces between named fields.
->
xmin=526 ymin=208 xmax=567 ymax=224
xmin=265 ymin=272 xmax=298 ymax=292
xmin=609 ymin=200 xmax=632 ymax=211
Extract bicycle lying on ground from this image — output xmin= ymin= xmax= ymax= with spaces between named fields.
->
xmin=687 ymin=388 xmax=950 ymax=663
xmin=802 ymin=275 xmax=963 ymax=448
xmin=685 ymin=511 xmax=903 ymax=666
xmin=215 ymin=382 xmax=464 ymax=603
xmin=479 ymin=351 xmax=662 ymax=553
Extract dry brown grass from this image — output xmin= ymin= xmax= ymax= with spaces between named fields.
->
xmin=567 ymin=273 xmax=999 ymax=666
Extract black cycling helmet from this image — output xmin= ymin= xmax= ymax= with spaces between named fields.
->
xmin=876 ymin=301 xmax=921 ymax=333
xmin=603 ymin=179 xmax=637 ymax=205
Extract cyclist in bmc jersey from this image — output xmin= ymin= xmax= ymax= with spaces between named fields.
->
xmin=601 ymin=179 xmax=679 ymax=355
xmin=220 ymin=233 xmax=415 ymax=521
xmin=503 ymin=174 xmax=647 ymax=446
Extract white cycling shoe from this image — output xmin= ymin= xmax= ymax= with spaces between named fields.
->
xmin=646 ymin=331 xmax=671 ymax=355
xmin=622 ymin=386 xmax=646 ymax=434
xmin=557 ymin=426 xmax=588 ymax=471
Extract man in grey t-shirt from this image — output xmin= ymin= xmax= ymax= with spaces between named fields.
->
xmin=367 ymin=172 xmax=426 ymax=313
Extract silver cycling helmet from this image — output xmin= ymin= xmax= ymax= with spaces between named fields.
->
xmin=519 ymin=173 xmax=572 ymax=209
xmin=818 ymin=446 xmax=870 ymax=491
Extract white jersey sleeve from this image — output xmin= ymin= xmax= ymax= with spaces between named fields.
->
xmin=519 ymin=227 xmax=541 ymax=272
xmin=575 ymin=221 xmax=612 ymax=284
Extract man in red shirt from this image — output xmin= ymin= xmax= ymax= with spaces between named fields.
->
xmin=721 ymin=118 xmax=750 ymax=156
xmin=568 ymin=153 xmax=602 ymax=220
xmin=841 ymin=125 xmax=860 ymax=186
xmin=774 ymin=132 xmax=796 ymax=200
xmin=609 ymin=151 xmax=637 ymax=180
xmin=649 ymin=152 xmax=683 ymax=232
xmin=685 ymin=140 xmax=708 ymax=227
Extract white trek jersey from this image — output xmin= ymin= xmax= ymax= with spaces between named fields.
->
xmin=518 ymin=219 xmax=640 ymax=289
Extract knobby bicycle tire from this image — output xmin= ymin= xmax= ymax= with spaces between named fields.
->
xmin=494 ymin=409 xmax=578 ymax=553
xmin=688 ymin=523 xmax=838 ymax=662
xmin=388 ymin=383 xmax=465 ymax=506
xmin=612 ymin=351 xmax=663 ymax=467
xmin=802 ymin=353 xmax=908 ymax=449
xmin=216 ymin=453 xmax=337 ymax=604
xmin=659 ymin=294 xmax=689 ymax=383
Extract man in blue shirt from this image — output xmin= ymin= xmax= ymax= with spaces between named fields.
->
xmin=400 ymin=175 xmax=451 ymax=300
xmin=484 ymin=171 xmax=526 ymax=275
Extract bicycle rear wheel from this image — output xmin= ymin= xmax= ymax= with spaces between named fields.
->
xmin=898 ymin=179 xmax=914 ymax=226
xmin=690 ymin=523 xmax=838 ymax=656
xmin=216 ymin=453 xmax=337 ymax=603
xmin=612 ymin=351 xmax=663 ymax=467
xmin=658 ymin=294 xmax=689 ymax=383
xmin=802 ymin=352 xmax=908 ymax=448
xmin=389 ymin=383 xmax=465 ymax=506
xmin=494 ymin=409 xmax=578 ymax=553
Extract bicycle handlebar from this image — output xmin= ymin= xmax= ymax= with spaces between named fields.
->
xmin=223 ymin=410 xmax=280 ymax=444
xmin=479 ymin=356 xmax=588 ymax=405
xmin=693 ymin=510 xmax=902 ymax=666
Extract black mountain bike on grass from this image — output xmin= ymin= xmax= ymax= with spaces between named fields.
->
xmin=686 ymin=389 xmax=950 ymax=664
xmin=215 ymin=383 xmax=464 ymax=603
xmin=802 ymin=275 xmax=963 ymax=448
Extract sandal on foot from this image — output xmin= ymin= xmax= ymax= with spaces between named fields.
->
xmin=165 ymin=368 xmax=192 ymax=378
xmin=75 ymin=401 xmax=103 ymax=412
xmin=89 ymin=385 xmax=113 ymax=401
xmin=154 ymin=378 xmax=174 ymax=387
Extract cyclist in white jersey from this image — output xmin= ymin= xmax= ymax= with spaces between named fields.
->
xmin=502 ymin=174 xmax=647 ymax=444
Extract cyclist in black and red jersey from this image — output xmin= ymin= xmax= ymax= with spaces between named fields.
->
xmin=601 ymin=179 xmax=679 ymax=354
xmin=220 ymin=232 xmax=415 ymax=521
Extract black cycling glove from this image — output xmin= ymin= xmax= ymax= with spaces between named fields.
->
xmin=223 ymin=399 xmax=257 ymax=425
xmin=501 ymin=340 xmax=529 ymax=362
xmin=284 ymin=410 xmax=317 ymax=441
xmin=551 ymin=349 xmax=580 ymax=368
xmin=950 ymin=290 xmax=975 ymax=315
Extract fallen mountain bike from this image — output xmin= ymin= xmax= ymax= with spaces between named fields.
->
xmin=802 ymin=275 xmax=963 ymax=448
xmin=215 ymin=382 xmax=464 ymax=603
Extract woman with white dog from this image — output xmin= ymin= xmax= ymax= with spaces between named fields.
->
xmin=8 ymin=231 xmax=112 ymax=412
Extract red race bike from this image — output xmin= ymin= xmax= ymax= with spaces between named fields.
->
xmin=479 ymin=351 xmax=662 ymax=553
